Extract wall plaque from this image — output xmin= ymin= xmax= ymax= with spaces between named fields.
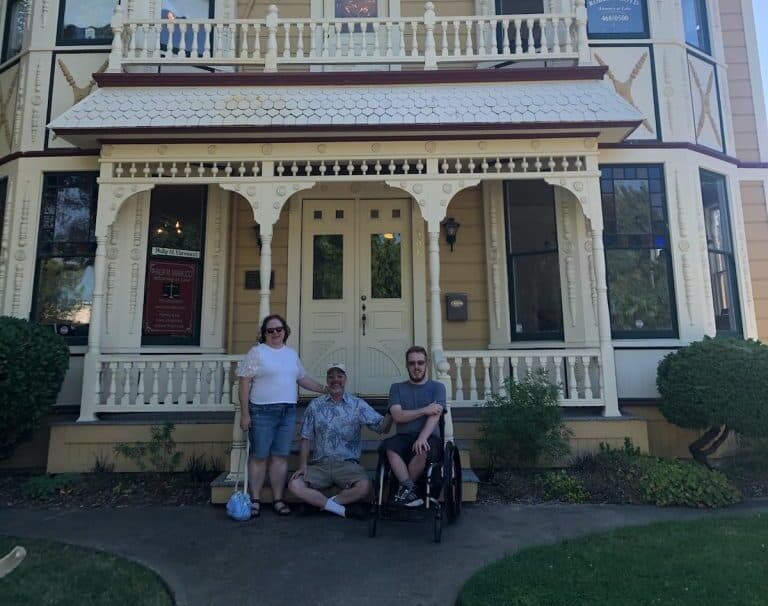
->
xmin=587 ymin=0 xmax=649 ymax=38
xmin=245 ymin=270 xmax=275 ymax=290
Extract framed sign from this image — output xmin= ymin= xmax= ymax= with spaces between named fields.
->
xmin=586 ymin=0 xmax=649 ymax=39
xmin=143 ymin=259 xmax=198 ymax=337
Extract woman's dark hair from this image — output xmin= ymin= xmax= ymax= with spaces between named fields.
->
xmin=258 ymin=314 xmax=291 ymax=344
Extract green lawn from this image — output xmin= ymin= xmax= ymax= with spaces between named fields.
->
xmin=0 ymin=536 xmax=173 ymax=606
xmin=459 ymin=514 xmax=768 ymax=606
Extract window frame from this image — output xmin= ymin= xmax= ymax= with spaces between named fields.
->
xmin=141 ymin=185 xmax=207 ymax=347
xmin=600 ymin=164 xmax=679 ymax=339
xmin=699 ymin=169 xmax=742 ymax=336
xmin=56 ymin=0 xmax=115 ymax=47
xmin=503 ymin=180 xmax=564 ymax=342
xmin=2 ymin=0 xmax=27 ymax=63
xmin=30 ymin=171 xmax=100 ymax=346
xmin=682 ymin=0 xmax=711 ymax=55
xmin=0 ymin=177 xmax=7 ymax=244
xmin=585 ymin=0 xmax=650 ymax=40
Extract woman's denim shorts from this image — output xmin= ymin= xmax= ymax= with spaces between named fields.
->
xmin=248 ymin=403 xmax=296 ymax=459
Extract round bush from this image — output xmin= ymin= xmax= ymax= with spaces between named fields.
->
xmin=0 ymin=316 xmax=69 ymax=459
xmin=657 ymin=337 xmax=768 ymax=438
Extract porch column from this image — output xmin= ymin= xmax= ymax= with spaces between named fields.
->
xmin=78 ymin=177 xmax=155 ymax=422
xmin=219 ymin=178 xmax=315 ymax=481
xmin=78 ymin=235 xmax=108 ymax=422
xmin=427 ymin=229 xmax=444 ymax=352
xmin=590 ymin=227 xmax=620 ymax=417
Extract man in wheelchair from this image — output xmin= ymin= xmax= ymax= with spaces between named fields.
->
xmin=289 ymin=362 xmax=392 ymax=518
xmin=380 ymin=346 xmax=446 ymax=508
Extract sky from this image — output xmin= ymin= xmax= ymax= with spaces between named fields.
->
xmin=756 ymin=0 xmax=768 ymax=121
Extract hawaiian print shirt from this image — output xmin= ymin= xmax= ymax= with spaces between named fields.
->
xmin=300 ymin=393 xmax=386 ymax=463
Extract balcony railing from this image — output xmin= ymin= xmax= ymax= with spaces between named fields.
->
xmin=444 ymin=348 xmax=604 ymax=407
xmin=107 ymin=1 xmax=589 ymax=72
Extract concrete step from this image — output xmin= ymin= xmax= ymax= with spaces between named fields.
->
xmin=210 ymin=468 xmax=479 ymax=505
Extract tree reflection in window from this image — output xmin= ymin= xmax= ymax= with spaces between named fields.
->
xmin=335 ymin=0 xmax=378 ymax=18
xmin=371 ymin=233 xmax=401 ymax=299
xmin=313 ymin=235 xmax=343 ymax=300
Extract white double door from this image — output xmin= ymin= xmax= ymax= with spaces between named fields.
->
xmin=300 ymin=197 xmax=413 ymax=395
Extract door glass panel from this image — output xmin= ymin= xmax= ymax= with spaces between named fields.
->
xmin=371 ymin=233 xmax=401 ymax=299
xmin=34 ymin=256 xmax=95 ymax=331
xmin=313 ymin=235 xmax=344 ymax=299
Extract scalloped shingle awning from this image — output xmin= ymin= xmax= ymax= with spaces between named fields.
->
xmin=49 ymin=77 xmax=643 ymax=146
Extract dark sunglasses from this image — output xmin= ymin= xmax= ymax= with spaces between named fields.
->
xmin=266 ymin=326 xmax=285 ymax=334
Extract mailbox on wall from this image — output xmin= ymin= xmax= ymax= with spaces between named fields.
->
xmin=445 ymin=293 xmax=468 ymax=321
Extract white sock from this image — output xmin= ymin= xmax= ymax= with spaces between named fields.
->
xmin=324 ymin=496 xmax=346 ymax=517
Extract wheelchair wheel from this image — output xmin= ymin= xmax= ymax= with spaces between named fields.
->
xmin=368 ymin=456 xmax=386 ymax=538
xmin=433 ymin=508 xmax=443 ymax=543
xmin=444 ymin=442 xmax=463 ymax=524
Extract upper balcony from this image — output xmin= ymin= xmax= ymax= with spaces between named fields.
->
xmin=106 ymin=1 xmax=591 ymax=73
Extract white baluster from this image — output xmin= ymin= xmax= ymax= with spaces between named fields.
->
xmin=464 ymin=19 xmax=473 ymax=56
xmin=477 ymin=19 xmax=486 ymax=56
xmin=452 ymin=21 xmax=461 ymax=56
xmin=178 ymin=361 xmax=189 ymax=405
xmin=239 ymin=22 xmax=248 ymax=59
xmin=501 ymin=19 xmax=510 ymax=55
xmin=581 ymin=356 xmax=594 ymax=399
xmin=149 ymin=362 xmax=160 ymax=406
xmin=309 ymin=23 xmax=317 ymax=57
xmin=106 ymin=362 xmax=118 ymax=406
xmin=296 ymin=23 xmax=305 ymax=58
xmin=164 ymin=361 xmax=174 ymax=405
xmin=495 ymin=356 xmax=505 ymax=393
xmin=482 ymin=356 xmax=492 ymax=399
xmin=564 ymin=17 xmax=574 ymax=54
xmin=440 ymin=21 xmax=449 ymax=56
xmin=282 ymin=22 xmax=291 ymax=57
xmin=567 ymin=356 xmax=578 ymax=401
xmin=514 ymin=18 xmax=522 ymax=54
xmin=165 ymin=21 xmax=177 ymax=58
xmin=121 ymin=362 xmax=132 ymax=407
xmin=468 ymin=357 xmax=478 ymax=401
xmin=454 ymin=357 xmax=464 ymax=402
xmin=527 ymin=18 xmax=536 ymax=55
xmin=511 ymin=355 xmax=519 ymax=381
xmin=254 ymin=24 xmax=261 ymax=58
xmin=203 ymin=23 xmax=212 ymax=58
xmin=135 ymin=362 xmax=146 ymax=406
xmin=385 ymin=22 xmax=393 ymax=57
xmin=193 ymin=362 xmax=203 ymax=405
xmin=553 ymin=355 xmax=564 ymax=400
xmin=223 ymin=362 xmax=232 ymax=405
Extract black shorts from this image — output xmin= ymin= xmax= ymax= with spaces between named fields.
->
xmin=381 ymin=433 xmax=442 ymax=465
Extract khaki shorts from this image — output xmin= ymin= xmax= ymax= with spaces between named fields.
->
xmin=305 ymin=459 xmax=369 ymax=490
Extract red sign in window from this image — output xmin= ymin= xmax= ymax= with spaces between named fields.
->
xmin=143 ymin=259 xmax=198 ymax=336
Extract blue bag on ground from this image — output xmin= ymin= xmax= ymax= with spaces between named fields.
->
xmin=227 ymin=432 xmax=252 ymax=521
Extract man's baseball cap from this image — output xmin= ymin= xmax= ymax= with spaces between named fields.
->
xmin=326 ymin=362 xmax=346 ymax=374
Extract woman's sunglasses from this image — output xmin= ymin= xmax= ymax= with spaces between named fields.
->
xmin=266 ymin=326 xmax=285 ymax=335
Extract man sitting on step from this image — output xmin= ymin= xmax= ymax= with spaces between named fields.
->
xmin=380 ymin=345 xmax=446 ymax=507
xmin=289 ymin=362 xmax=392 ymax=518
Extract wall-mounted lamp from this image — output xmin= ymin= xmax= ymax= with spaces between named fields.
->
xmin=442 ymin=217 xmax=460 ymax=252
xmin=252 ymin=223 xmax=263 ymax=252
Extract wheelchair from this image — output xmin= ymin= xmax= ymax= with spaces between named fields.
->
xmin=367 ymin=415 xmax=462 ymax=543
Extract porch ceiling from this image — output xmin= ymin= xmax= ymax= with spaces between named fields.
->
xmin=49 ymin=76 xmax=643 ymax=148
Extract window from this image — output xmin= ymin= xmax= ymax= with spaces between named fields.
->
xmin=495 ymin=0 xmax=544 ymax=54
xmin=2 ymin=0 xmax=27 ymax=62
xmin=32 ymin=173 xmax=99 ymax=344
xmin=682 ymin=0 xmax=710 ymax=54
xmin=335 ymin=0 xmax=378 ymax=18
xmin=700 ymin=170 xmax=741 ymax=335
xmin=586 ymin=0 xmax=649 ymax=39
xmin=504 ymin=181 xmax=563 ymax=340
xmin=601 ymin=165 xmax=677 ymax=338
xmin=57 ymin=0 xmax=114 ymax=45
xmin=142 ymin=186 xmax=206 ymax=346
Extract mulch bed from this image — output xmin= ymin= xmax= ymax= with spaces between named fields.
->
xmin=0 ymin=472 xmax=216 ymax=508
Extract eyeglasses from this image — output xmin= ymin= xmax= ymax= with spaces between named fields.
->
xmin=266 ymin=326 xmax=285 ymax=335
xmin=407 ymin=360 xmax=427 ymax=366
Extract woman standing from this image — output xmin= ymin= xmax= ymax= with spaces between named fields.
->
xmin=237 ymin=314 xmax=326 ymax=516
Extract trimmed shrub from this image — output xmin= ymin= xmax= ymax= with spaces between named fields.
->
xmin=114 ymin=422 xmax=182 ymax=472
xmin=479 ymin=370 xmax=571 ymax=472
xmin=0 ymin=316 xmax=69 ymax=460
xmin=635 ymin=458 xmax=741 ymax=508
xmin=657 ymin=337 xmax=768 ymax=465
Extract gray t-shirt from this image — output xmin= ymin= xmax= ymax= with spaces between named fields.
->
xmin=388 ymin=380 xmax=446 ymax=437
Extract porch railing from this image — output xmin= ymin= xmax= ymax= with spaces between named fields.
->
xmin=108 ymin=2 xmax=589 ymax=72
xmin=444 ymin=348 xmax=603 ymax=407
xmin=93 ymin=355 xmax=240 ymax=413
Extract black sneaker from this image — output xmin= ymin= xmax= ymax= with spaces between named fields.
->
xmin=394 ymin=486 xmax=423 ymax=508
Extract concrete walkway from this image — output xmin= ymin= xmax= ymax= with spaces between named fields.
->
xmin=1 ymin=501 xmax=767 ymax=606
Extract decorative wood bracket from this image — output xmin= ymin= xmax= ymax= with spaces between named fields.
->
xmin=95 ymin=182 xmax=155 ymax=238
xmin=545 ymin=176 xmax=603 ymax=232
xmin=219 ymin=181 xmax=316 ymax=234
xmin=385 ymin=178 xmax=480 ymax=231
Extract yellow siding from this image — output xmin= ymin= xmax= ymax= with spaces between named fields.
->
xmin=719 ymin=2 xmax=761 ymax=162
xmin=441 ymin=186 xmax=489 ymax=350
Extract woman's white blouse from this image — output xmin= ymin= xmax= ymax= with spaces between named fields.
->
xmin=236 ymin=343 xmax=307 ymax=405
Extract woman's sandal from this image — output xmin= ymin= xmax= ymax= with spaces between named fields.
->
xmin=272 ymin=500 xmax=291 ymax=516
xmin=250 ymin=500 xmax=261 ymax=517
